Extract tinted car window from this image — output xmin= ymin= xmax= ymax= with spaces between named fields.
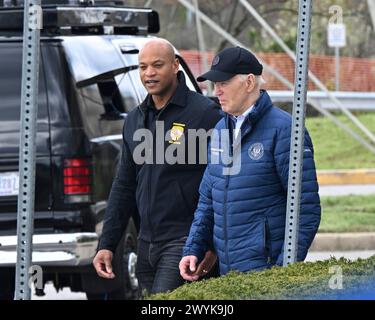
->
xmin=0 ymin=42 xmax=49 ymax=155
xmin=115 ymin=69 xmax=144 ymax=113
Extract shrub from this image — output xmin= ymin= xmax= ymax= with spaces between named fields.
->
xmin=150 ymin=256 xmax=375 ymax=300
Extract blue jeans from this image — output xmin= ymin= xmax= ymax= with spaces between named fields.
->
xmin=135 ymin=237 xmax=186 ymax=295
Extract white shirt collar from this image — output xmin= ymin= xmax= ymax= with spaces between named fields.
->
xmin=233 ymin=105 xmax=253 ymax=140
xmin=236 ymin=104 xmax=253 ymax=120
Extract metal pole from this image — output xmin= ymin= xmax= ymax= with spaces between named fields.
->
xmin=335 ymin=46 xmax=340 ymax=91
xmin=144 ymin=0 xmax=153 ymax=7
xmin=283 ymin=0 xmax=312 ymax=266
xmin=192 ymin=0 xmax=212 ymax=95
xmin=15 ymin=0 xmax=42 ymax=300
xmin=368 ymin=0 xmax=375 ymax=30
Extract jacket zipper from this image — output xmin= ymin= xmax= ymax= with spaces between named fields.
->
xmin=139 ymin=107 xmax=155 ymax=242
xmin=264 ymin=217 xmax=272 ymax=264
xmin=223 ymin=174 xmax=230 ymax=270
xmin=146 ymin=104 xmax=169 ymax=242
xmin=147 ymin=167 xmax=153 ymax=242
xmin=223 ymin=119 xmax=234 ymax=271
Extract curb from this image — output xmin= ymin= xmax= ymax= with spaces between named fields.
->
xmin=317 ymin=169 xmax=375 ymax=185
xmin=310 ymin=232 xmax=375 ymax=252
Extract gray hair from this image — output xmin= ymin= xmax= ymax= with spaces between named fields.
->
xmin=239 ymin=74 xmax=266 ymax=88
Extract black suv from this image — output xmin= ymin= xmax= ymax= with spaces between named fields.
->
xmin=0 ymin=1 xmax=202 ymax=299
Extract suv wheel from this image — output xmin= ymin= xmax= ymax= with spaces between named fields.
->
xmin=85 ymin=218 xmax=139 ymax=300
xmin=108 ymin=218 xmax=139 ymax=300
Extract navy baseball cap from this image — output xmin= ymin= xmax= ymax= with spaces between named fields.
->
xmin=197 ymin=46 xmax=263 ymax=82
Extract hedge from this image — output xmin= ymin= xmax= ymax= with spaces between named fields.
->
xmin=149 ymin=256 xmax=375 ymax=300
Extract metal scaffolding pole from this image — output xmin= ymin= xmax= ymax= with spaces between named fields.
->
xmin=368 ymin=0 xmax=375 ymax=30
xmin=282 ymin=0 xmax=312 ymax=265
xmin=177 ymin=0 xmax=375 ymax=155
xmin=144 ymin=0 xmax=153 ymax=8
xmin=192 ymin=0 xmax=212 ymax=95
xmin=238 ymin=0 xmax=375 ymax=148
xmin=15 ymin=0 xmax=42 ymax=300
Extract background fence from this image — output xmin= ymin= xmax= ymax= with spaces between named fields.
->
xmin=180 ymin=50 xmax=375 ymax=92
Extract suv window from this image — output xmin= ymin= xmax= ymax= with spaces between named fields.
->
xmin=0 ymin=42 xmax=48 ymax=155
xmin=0 ymin=43 xmax=48 ymax=122
xmin=115 ymin=68 xmax=144 ymax=113
xmin=0 ymin=44 xmax=22 ymax=124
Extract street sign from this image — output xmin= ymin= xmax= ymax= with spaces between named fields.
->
xmin=327 ymin=23 xmax=346 ymax=48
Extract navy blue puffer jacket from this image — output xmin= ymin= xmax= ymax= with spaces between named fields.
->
xmin=183 ymin=90 xmax=321 ymax=275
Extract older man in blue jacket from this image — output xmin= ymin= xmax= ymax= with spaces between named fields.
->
xmin=180 ymin=47 xmax=321 ymax=280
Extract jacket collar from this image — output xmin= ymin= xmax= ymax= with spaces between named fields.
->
xmin=139 ymin=71 xmax=189 ymax=115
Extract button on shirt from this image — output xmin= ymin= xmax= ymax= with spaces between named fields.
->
xmin=232 ymin=105 xmax=253 ymax=140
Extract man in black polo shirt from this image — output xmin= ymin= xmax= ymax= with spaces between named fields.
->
xmin=93 ymin=39 xmax=221 ymax=295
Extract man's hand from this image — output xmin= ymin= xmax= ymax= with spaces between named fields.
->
xmin=193 ymin=250 xmax=217 ymax=277
xmin=179 ymin=255 xmax=199 ymax=281
xmin=179 ymin=251 xmax=217 ymax=281
xmin=92 ymin=249 xmax=115 ymax=279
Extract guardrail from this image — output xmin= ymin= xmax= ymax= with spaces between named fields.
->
xmin=268 ymin=91 xmax=375 ymax=111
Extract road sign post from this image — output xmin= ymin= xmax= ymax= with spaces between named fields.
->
xmin=15 ymin=0 xmax=42 ymax=300
xmin=283 ymin=0 xmax=313 ymax=266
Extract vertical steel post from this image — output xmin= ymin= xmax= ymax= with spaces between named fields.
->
xmin=367 ymin=0 xmax=375 ymax=31
xmin=283 ymin=0 xmax=312 ymax=266
xmin=335 ymin=46 xmax=340 ymax=91
xmin=15 ymin=0 xmax=42 ymax=300
xmin=192 ymin=0 xmax=212 ymax=95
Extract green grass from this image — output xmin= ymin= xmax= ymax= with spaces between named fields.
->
xmin=319 ymin=195 xmax=375 ymax=233
xmin=305 ymin=113 xmax=375 ymax=170
xmin=149 ymin=256 xmax=375 ymax=300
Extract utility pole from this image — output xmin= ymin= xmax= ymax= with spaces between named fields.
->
xmin=15 ymin=0 xmax=42 ymax=300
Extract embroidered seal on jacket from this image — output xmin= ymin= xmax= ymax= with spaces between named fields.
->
xmin=248 ymin=142 xmax=264 ymax=160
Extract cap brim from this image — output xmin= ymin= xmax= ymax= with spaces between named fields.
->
xmin=196 ymin=70 xmax=235 ymax=82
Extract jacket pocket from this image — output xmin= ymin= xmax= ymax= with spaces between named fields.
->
xmin=263 ymin=217 xmax=272 ymax=263
xmin=248 ymin=219 xmax=270 ymax=266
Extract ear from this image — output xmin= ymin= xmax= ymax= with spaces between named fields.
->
xmin=246 ymin=74 xmax=256 ymax=92
xmin=173 ymin=57 xmax=180 ymax=74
